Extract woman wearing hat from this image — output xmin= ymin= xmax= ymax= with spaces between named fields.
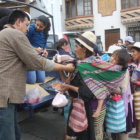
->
xmin=129 ymin=42 xmax=140 ymax=139
xmin=59 ymin=31 xmax=126 ymax=140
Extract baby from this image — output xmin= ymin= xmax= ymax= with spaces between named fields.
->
xmin=93 ymin=49 xmax=130 ymax=118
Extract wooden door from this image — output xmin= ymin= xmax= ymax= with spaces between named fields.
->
xmin=105 ymin=29 xmax=120 ymax=51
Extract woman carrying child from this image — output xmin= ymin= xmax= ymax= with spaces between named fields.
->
xmin=58 ymin=31 xmax=127 ymax=140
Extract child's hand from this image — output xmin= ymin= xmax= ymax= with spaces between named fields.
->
xmin=92 ymin=111 xmax=100 ymax=118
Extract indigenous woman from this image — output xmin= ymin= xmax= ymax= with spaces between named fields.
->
xmin=129 ymin=42 xmax=140 ymax=139
xmin=59 ymin=31 xmax=126 ymax=140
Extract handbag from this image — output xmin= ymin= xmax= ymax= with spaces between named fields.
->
xmin=68 ymin=96 xmax=88 ymax=133
xmin=105 ymin=98 xmax=126 ymax=133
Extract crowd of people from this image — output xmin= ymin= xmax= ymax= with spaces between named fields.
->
xmin=0 ymin=7 xmax=140 ymax=140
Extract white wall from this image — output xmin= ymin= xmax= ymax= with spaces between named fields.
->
xmin=93 ymin=0 xmax=127 ymax=50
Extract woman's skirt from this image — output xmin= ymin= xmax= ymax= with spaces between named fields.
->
xmin=134 ymin=91 xmax=140 ymax=120
xmin=93 ymin=105 xmax=106 ymax=140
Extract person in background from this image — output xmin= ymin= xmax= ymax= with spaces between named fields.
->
xmin=117 ymin=39 xmax=126 ymax=49
xmin=0 ymin=7 xmax=12 ymax=31
xmin=124 ymin=36 xmax=135 ymax=51
xmin=129 ymin=42 xmax=140 ymax=139
xmin=26 ymin=15 xmax=51 ymax=84
xmin=55 ymin=38 xmax=69 ymax=55
xmin=107 ymin=39 xmax=124 ymax=54
xmin=0 ymin=10 xmax=74 ymax=140
xmin=53 ymin=38 xmax=70 ymax=113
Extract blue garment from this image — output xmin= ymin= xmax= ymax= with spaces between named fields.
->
xmin=27 ymin=23 xmax=46 ymax=49
xmin=105 ymin=99 xmax=126 ymax=133
xmin=0 ymin=104 xmax=21 ymax=140
xmin=58 ymin=48 xmax=70 ymax=55
xmin=27 ymin=70 xmax=45 ymax=84
xmin=26 ymin=23 xmax=47 ymax=83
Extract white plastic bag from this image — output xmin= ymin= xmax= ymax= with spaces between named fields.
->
xmin=25 ymin=88 xmax=44 ymax=103
xmin=52 ymin=92 xmax=68 ymax=107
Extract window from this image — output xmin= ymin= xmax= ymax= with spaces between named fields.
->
xmin=121 ymin=0 xmax=140 ymax=9
xmin=65 ymin=0 xmax=93 ymax=19
xmin=128 ymin=27 xmax=140 ymax=42
xmin=77 ymin=0 xmax=83 ymax=16
xmin=66 ymin=1 xmax=70 ymax=18
xmin=84 ymin=0 xmax=92 ymax=15
xmin=71 ymin=0 xmax=76 ymax=17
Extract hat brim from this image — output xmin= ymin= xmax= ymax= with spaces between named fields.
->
xmin=125 ymin=40 xmax=134 ymax=44
xmin=75 ymin=38 xmax=94 ymax=52
xmin=129 ymin=45 xmax=140 ymax=49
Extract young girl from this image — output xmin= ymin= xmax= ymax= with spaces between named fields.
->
xmin=26 ymin=15 xmax=51 ymax=84
xmin=106 ymin=49 xmax=134 ymax=140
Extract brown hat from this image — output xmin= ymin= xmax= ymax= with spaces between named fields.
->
xmin=75 ymin=31 xmax=96 ymax=52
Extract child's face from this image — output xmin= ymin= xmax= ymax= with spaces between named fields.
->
xmin=35 ymin=20 xmax=46 ymax=32
xmin=110 ymin=54 xmax=119 ymax=65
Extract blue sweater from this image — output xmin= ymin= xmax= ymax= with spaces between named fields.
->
xmin=27 ymin=23 xmax=47 ymax=49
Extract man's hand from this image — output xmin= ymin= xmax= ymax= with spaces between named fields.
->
xmin=35 ymin=47 xmax=42 ymax=54
xmin=65 ymin=63 xmax=75 ymax=72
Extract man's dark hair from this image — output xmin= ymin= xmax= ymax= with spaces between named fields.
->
xmin=113 ymin=49 xmax=130 ymax=69
xmin=8 ymin=10 xmax=30 ymax=25
xmin=0 ymin=7 xmax=12 ymax=31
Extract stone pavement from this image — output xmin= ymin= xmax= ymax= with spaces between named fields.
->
xmin=20 ymin=107 xmax=65 ymax=140
xmin=19 ymin=106 xmax=138 ymax=140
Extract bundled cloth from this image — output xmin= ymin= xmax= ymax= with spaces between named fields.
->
xmin=76 ymin=56 xmax=126 ymax=99
xmin=53 ymin=54 xmax=76 ymax=64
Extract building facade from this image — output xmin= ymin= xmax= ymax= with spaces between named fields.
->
xmin=62 ymin=0 xmax=140 ymax=51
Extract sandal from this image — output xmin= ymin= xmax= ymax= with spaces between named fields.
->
xmin=129 ymin=133 xmax=140 ymax=139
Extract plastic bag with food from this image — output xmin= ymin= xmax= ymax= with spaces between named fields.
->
xmin=52 ymin=92 xmax=68 ymax=107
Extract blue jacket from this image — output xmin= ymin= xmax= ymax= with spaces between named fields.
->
xmin=27 ymin=23 xmax=47 ymax=49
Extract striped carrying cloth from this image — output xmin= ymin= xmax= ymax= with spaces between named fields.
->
xmin=76 ymin=56 xmax=126 ymax=99
xmin=105 ymin=99 xmax=126 ymax=133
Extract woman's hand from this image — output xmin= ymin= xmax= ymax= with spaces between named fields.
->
xmin=60 ymin=84 xmax=70 ymax=93
xmin=60 ymin=84 xmax=79 ymax=93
